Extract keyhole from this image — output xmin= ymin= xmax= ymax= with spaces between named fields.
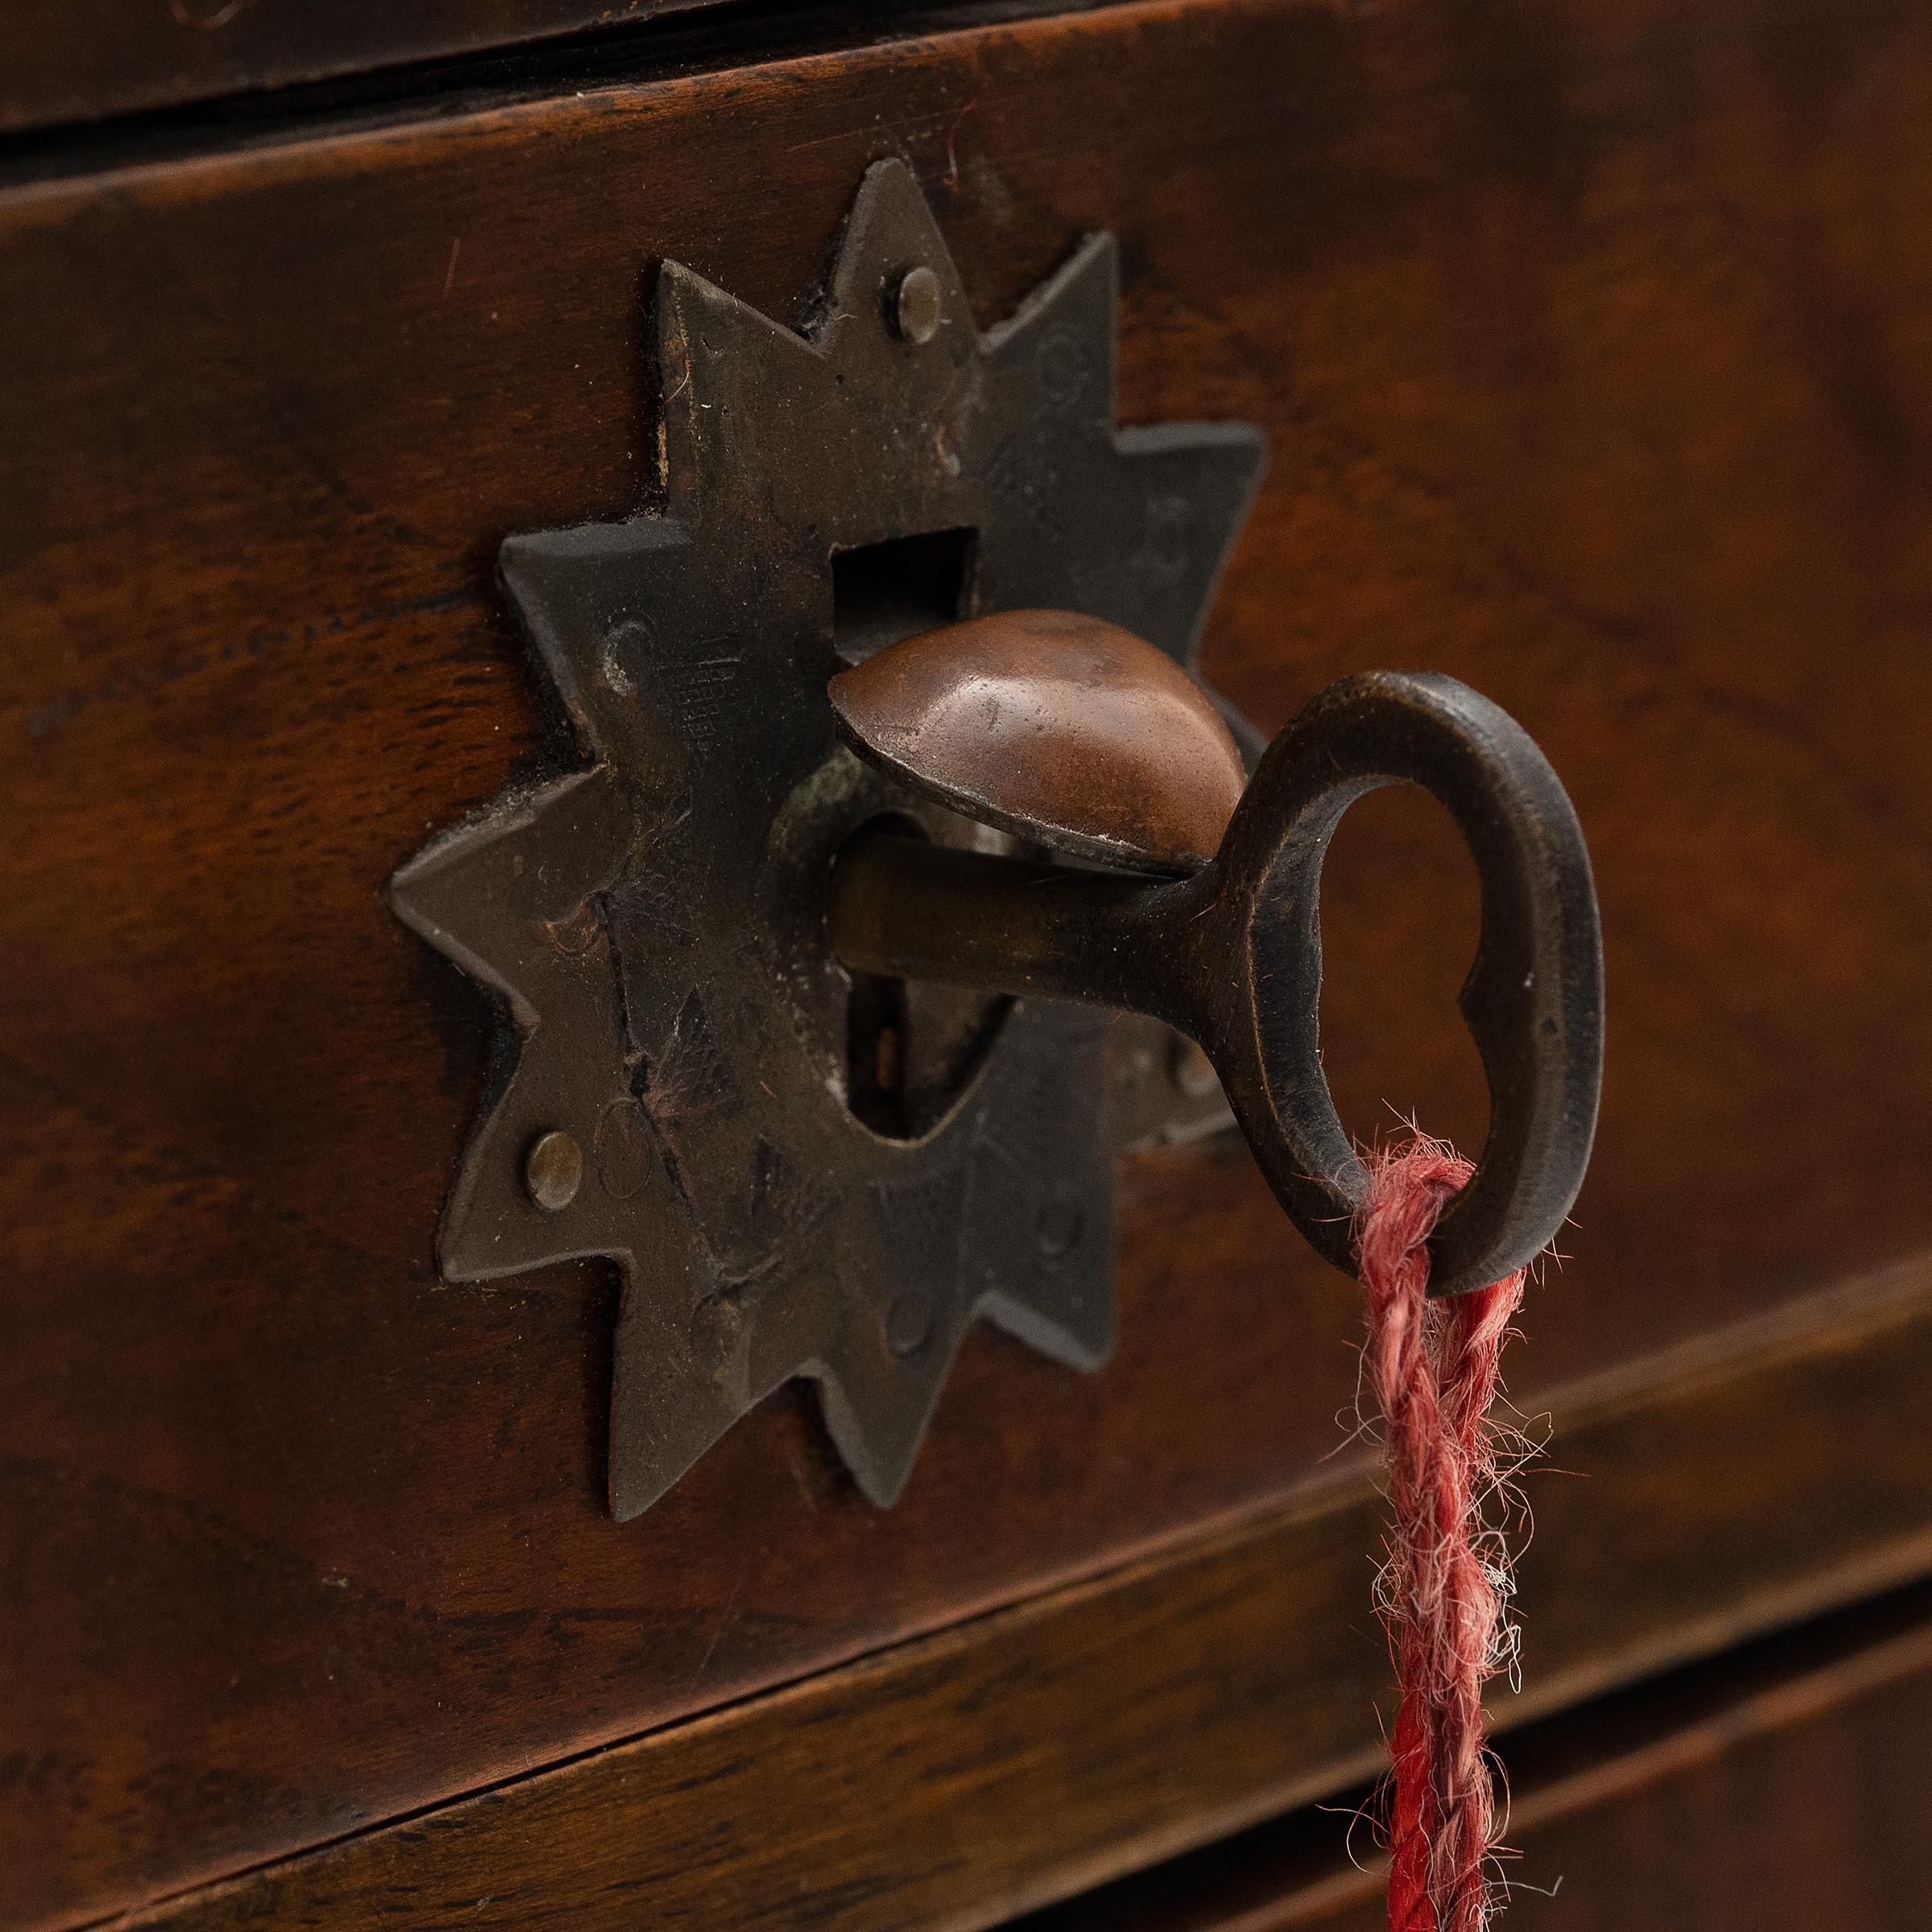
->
xmin=831 ymin=526 xmax=977 ymax=664
xmin=830 ymin=526 xmax=1007 ymax=1142
xmin=835 ymin=816 xmax=1013 ymax=1143
xmin=846 ymin=965 xmax=912 ymax=1137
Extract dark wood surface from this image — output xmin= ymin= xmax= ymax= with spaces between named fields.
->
xmin=1473 ymin=1633 xmax=1932 ymax=1932
xmin=112 ymin=1266 xmax=1932 ymax=1930
xmin=1022 ymin=1577 xmax=1932 ymax=1931
xmin=0 ymin=0 xmax=716 ymax=137
xmin=3 ymin=0 xmax=1930 ymax=1922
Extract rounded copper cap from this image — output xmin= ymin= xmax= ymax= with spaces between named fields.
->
xmin=828 ymin=609 xmax=1247 ymax=874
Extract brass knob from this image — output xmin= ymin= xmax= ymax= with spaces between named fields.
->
xmin=829 ymin=611 xmax=1604 ymax=1298
xmin=829 ymin=609 xmax=1246 ymax=874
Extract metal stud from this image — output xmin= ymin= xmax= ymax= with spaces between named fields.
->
xmin=524 ymin=1130 xmax=583 ymax=1212
xmin=890 ymin=265 xmax=943 ymax=345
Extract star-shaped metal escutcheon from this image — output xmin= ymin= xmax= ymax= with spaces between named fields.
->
xmin=392 ymin=161 xmax=1265 ymax=1517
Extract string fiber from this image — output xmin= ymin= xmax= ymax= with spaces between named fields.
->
xmin=1356 ymin=1137 xmax=1530 ymax=1932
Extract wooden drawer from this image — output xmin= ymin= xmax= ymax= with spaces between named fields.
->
xmin=0 ymin=0 xmax=730 ymax=134
xmin=1023 ymin=1582 xmax=1932 ymax=1932
xmin=81 ymin=1282 xmax=1932 ymax=1930
xmin=3 ymin=0 xmax=1930 ymax=1925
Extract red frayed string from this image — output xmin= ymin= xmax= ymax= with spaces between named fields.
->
xmin=1356 ymin=1138 xmax=1528 ymax=1932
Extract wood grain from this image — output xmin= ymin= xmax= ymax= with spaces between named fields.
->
xmin=0 ymin=0 xmax=717 ymax=137
xmin=1023 ymin=1581 xmax=1932 ymax=1931
xmin=114 ymin=1262 xmax=1932 ymax=1930
xmin=2 ymin=0 xmax=1930 ymax=1922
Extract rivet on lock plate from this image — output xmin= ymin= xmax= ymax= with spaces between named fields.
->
xmin=392 ymin=162 xmax=1603 ymax=1519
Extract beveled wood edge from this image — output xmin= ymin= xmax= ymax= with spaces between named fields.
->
xmin=101 ymin=1253 xmax=1932 ymax=1932
xmin=1053 ymin=1571 xmax=1932 ymax=1929
xmin=0 ymin=0 xmax=1170 ymax=209
xmin=0 ymin=0 xmax=1121 ymax=146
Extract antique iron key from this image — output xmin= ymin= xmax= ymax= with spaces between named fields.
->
xmin=829 ymin=610 xmax=1603 ymax=1300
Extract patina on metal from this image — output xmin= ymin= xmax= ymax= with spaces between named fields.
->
xmin=391 ymin=159 xmax=1267 ymax=1517
xmin=890 ymin=264 xmax=944 ymax=345
xmin=523 ymin=1130 xmax=584 ymax=1213
xmin=832 ymin=668 xmax=1605 ymax=1298
xmin=828 ymin=609 xmax=1247 ymax=874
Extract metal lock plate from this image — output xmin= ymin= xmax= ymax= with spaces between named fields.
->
xmin=393 ymin=162 xmax=1264 ymax=1516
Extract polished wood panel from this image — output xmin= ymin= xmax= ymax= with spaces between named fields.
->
xmin=3 ymin=0 xmax=1930 ymax=1922
xmin=106 ymin=1265 xmax=1932 ymax=1930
